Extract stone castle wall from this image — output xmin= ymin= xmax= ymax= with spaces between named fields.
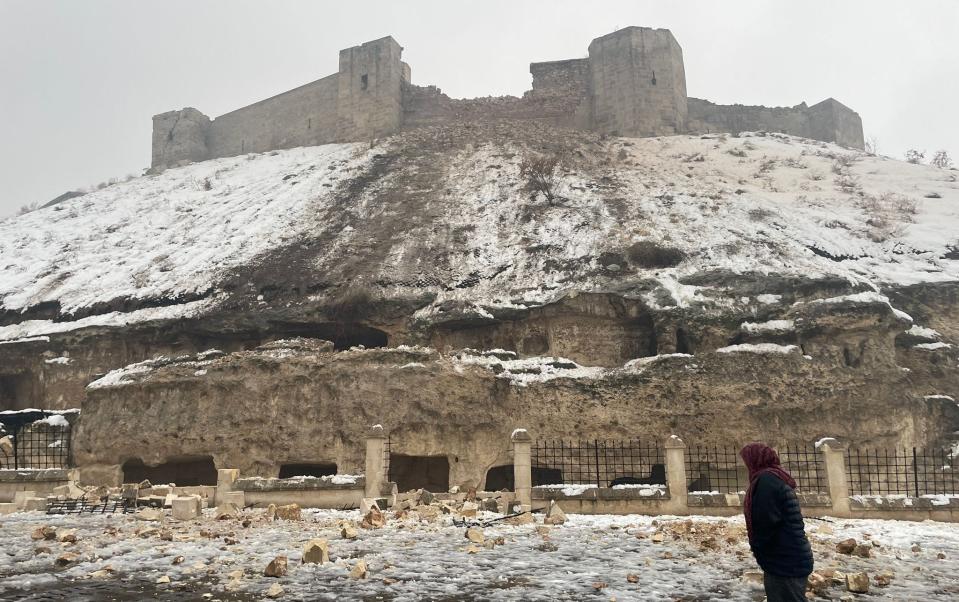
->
xmin=687 ymin=97 xmax=864 ymax=148
xmin=152 ymin=37 xmax=404 ymax=168
xmin=151 ymin=27 xmax=864 ymax=169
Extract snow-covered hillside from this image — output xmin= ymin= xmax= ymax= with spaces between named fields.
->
xmin=1 ymin=126 xmax=957 ymax=342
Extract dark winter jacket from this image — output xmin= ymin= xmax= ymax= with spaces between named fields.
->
xmin=748 ymin=472 xmax=814 ymax=578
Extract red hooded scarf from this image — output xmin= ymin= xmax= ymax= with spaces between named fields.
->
xmin=740 ymin=443 xmax=797 ymax=541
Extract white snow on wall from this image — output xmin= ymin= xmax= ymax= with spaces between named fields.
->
xmin=716 ymin=343 xmax=799 ymax=355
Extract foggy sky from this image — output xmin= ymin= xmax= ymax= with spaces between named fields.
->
xmin=1 ymin=0 xmax=957 ymax=218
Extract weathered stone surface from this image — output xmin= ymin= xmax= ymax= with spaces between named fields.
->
xmin=274 ymin=504 xmax=301 ymax=521
xmin=349 ymin=559 xmax=368 ymax=579
xmin=264 ymin=556 xmax=288 ymax=577
xmin=302 ymin=539 xmax=329 ymax=564
xmin=846 ymin=572 xmax=870 ymax=593
xmin=543 ymin=501 xmax=567 ymax=526
xmin=172 ymin=496 xmax=200 ymax=521
xmin=214 ymin=502 xmax=240 ymax=520
xmin=465 ymin=528 xmax=485 ymax=544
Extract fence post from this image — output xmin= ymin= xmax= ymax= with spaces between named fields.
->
xmin=365 ymin=424 xmax=388 ymax=499
xmin=818 ymin=438 xmax=850 ymax=516
xmin=511 ymin=429 xmax=533 ymax=511
xmin=215 ymin=468 xmax=240 ymax=506
xmin=664 ymin=435 xmax=688 ymax=514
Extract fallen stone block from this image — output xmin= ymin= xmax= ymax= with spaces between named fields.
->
xmin=274 ymin=504 xmax=301 ymax=521
xmin=172 ymin=496 xmax=200 ymax=521
xmin=136 ymin=507 xmax=164 ymax=521
xmin=543 ymin=500 xmax=567 ymax=525
xmin=836 ymin=538 xmax=857 ymax=554
xmin=361 ymin=506 xmax=386 ymax=529
xmin=360 ymin=498 xmax=380 ymax=514
xmin=302 ymin=539 xmax=329 ymax=564
xmin=846 ymin=572 xmax=870 ymax=593
xmin=349 ymin=559 xmax=368 ymax=579
xmin=460 ymin=501 xmax=479 ymax=518
xmin=465 ymin=528 xmax=485 ymax=544
xmin=264 ymin=555 xmax=288 ymax=577
xmin=31 ymin=526 xmax=57 ymax=540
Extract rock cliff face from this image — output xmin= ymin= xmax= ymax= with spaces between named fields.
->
xmin=1 ymin=122 xmax=957 ymax=485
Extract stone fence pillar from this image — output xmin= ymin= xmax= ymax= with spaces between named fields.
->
xmin=818 ymin=438 xmax=850 ymax=515
xmin=365 ymin=424 xmax=388 ymax=499
xmin=511 ymin=429 xmax=533 ymax=511
xmin=215 ymin=469 xmax=239 ymax=506
xmin=664 ymin=435 xmax=688 ymax=514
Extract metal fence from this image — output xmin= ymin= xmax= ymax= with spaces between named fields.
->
xmin=846 ymin=447 xmax=959 ymax=496
xmin=531 ymin=439 xmax=665 ymax=487
xmin=778 ymin=443 xmax=828 ymax=493
xmin=0 ymin=421 xmax=72 ymax=470
xmin=685 ymin=445 xmax=748 ymax=493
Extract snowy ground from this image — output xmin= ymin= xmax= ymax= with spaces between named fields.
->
xmin=2 ymin=509 xmax=958 ymax=601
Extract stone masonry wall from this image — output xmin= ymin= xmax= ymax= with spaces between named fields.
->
xmin=587 ymin=27 xmax=688 ymax=137
xmin=206 ymin=74 xmax=339 ymax=158
xmin=688 ymin=97 xmax=864 ymax=149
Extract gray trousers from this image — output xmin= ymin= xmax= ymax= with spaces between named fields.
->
xmin=763 ymin=572 xmax=808 ymax=602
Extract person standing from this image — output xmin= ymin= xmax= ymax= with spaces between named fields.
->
xmin=740 ymin=443 xmax=814 ymax=602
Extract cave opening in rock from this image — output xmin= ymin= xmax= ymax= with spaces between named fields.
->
xmin=0 ymin=373 xmax=33 ymax=411
xmin=278 ymin=462 xmax=337 ymax=478
xmin=675 ymin=328 xmax=692 ymax=354
xmin=270 ymin=321 xmax=388 ymax=351
xmin=531 ymin=466 xmax=564 ymax=487
xmin=484 ymin=465 xmax=514 ymax=491
xmin=121 ymin=456 xmax=218 ymax=486
xmin=388 ymin=454 xmax=450 ymax=492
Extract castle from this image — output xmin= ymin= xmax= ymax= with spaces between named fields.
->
xmin=151 ymin=27 xmax=864 ymax=169
xmin=152 ymin=27 xmax=863 ymax=168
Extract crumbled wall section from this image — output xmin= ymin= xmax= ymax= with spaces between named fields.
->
xmin=687 ymin=97 xmax=864 ymax=149
xmin=151 ymin=108 xmax=210 ymax=168
xmin=151 ymin=26 xmax=865 ymax=168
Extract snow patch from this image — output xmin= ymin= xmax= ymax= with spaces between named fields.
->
xmin=716 ymin=343 xmax=798 ymax=355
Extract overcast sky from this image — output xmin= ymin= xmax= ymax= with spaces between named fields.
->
xmin=1 ymin=0 xmax=957 ymax=218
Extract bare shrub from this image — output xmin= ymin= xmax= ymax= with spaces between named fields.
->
xmin=519 ymin=153 xmax=561 ymax=204
xmin=781 ymin=157 xmax=807 ymax=169
xmin=16 ymin=201 xmax=39 ymax=216
xmin=754 ymin=157 xmax=777 ymax=176
xmin=726 ymin=147 xmax=747 ymax=158
xmin=626 ymin=240 xmax=687 ymax=269
xmin=931 ymin=150 xmax=953 ymax=169
xmin=864 ymin=135 xmax=880 ymax=156
xmin=835 ymin=174 xmax=861 ymax=194
xmin=858 ymin=192 xmax=918 ymax=242
xmin=748 ymin=208 xmax=774 ymax=222
xmin=905 ymin=149 xmax=925 ymax=164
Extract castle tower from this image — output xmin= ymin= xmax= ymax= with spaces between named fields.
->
xmin=151 ymin=107 xmax=211 ymax=168
xmin=336 ymin=36 xmax=405 ymax=142
xmin=587 ymin=27 xmax=687 ymax=137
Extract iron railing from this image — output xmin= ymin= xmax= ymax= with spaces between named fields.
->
xmin=0 ymin=421 xmax=72 ymax=470
xmin=777 ymin=443 xmax=828 ymax=493
xmin=685 ymin=445 xmax=748 ymax=493
xmin=846 ymin=447 xmax=959 ymax=496
xmin=531 ymin=439 xmax=665 ymax=487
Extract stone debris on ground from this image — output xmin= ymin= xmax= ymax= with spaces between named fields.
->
xmin=0 ymin=497 xmax=956 ymax=600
